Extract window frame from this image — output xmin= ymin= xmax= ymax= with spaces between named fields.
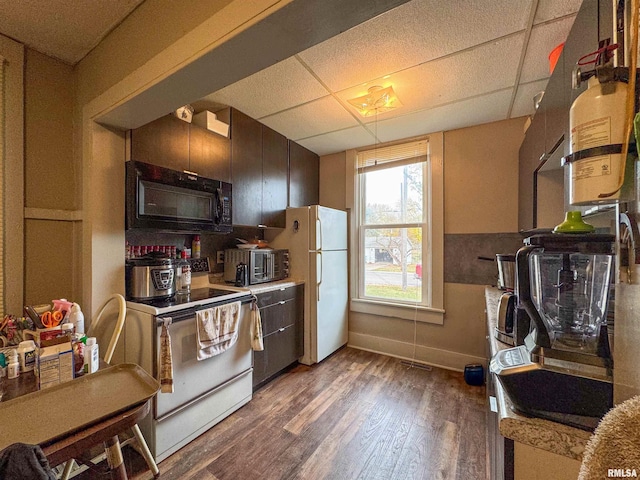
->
xmin=348 ymin=133 xmax=444 ymax=325
xmin=358 ymin=160 xmax=429 ymax=305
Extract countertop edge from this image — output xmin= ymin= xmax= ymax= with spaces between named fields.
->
xmin=485 ymin=286 xmax=592 ymax=462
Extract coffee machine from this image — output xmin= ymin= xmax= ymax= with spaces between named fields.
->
xmin=490 ymin=233 xmax=615 ymax=430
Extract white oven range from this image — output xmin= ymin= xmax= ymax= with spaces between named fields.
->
xmin=122 ymin=281 xmax=253 ymax=462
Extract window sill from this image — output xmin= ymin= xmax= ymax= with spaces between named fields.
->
xmin=350 ymin=298 xmax=444 ymax=325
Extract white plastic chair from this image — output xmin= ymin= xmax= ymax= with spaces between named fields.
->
xmin=60 ymin=294 xmax=159 ymax=479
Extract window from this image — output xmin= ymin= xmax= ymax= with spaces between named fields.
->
xmin=350 ymin=134 xmax=444 ymax=324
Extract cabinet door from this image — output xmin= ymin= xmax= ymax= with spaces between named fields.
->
xmin=260 ymin=299 xmax=295 ymax=336
xmin=231 ymin=109 xmax=263 ymax=226
xmin=131 ymin=115 xmax=189 ymax=171
xmin=563 ymin=0 xmax=599 ymax=109
xmin=289 ymin=140 xmax=319 ymax=207
xmin=542 ymin=64 xmax=567 ymax=156
xmin=262 ymin=325 xmax=298 ymax=380
xmin=518 ymin=114 xmax=545 ymax=231
xmin=262 ymin=125 xmax=288 ymax=228
xmin=189 ymin=124 xmax=231 ymax=183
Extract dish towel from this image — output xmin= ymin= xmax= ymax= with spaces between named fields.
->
xmin=196 ymin=301 xmax=241 ymax=360
xmin=578 ymin=394 xmax=640 ymax=479
xmin=250 ymin=298 xmax=264 ymax=351
xmin=159 ymin=322 xmax=173 ymax=393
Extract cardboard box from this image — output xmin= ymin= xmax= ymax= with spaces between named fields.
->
xmin=193 ymin=111 xmax=229 ymax=137
xmin=37 ymin=335 xmax=74 ymax=390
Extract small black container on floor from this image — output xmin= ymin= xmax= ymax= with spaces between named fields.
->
xmin=464 ymin=364 xmax=484 ymax=386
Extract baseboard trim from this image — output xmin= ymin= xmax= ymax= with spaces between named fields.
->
xmin=348 ymin=332 xmax=485 ymax=372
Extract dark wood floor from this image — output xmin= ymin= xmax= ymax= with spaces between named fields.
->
xmin=123 ymin=347 xmax=487 ymax=480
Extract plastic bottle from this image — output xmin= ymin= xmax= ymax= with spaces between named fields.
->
xmin=68 ymin=303 xmax=85 ymax=335
xmin=177 ymin=251 xmax=191 ymax=296
xmin=83 ymin=337 xmax=99 ymax=374
xmin=192 ymin=235 xmax=201 ymax=259
xmin=7 ymin=350 xmax=20 ymax=379
xmin=17 ymin=340 xmax=36 ymax=373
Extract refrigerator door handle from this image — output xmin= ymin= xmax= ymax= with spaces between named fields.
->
xmin=317 ymin=251 xmax=323 ymax=301
xmin=317 ymin=215 xmax=323 ymax=251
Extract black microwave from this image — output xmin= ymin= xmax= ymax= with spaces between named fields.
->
xmin=126 ymin=161 xmax=232 ymax=233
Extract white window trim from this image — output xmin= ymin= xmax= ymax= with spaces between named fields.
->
xmin=346 ymin=132 xmax=444 ymax=324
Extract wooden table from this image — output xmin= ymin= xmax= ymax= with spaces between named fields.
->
xmin=0 ymin=364 xmax=159 ymax=480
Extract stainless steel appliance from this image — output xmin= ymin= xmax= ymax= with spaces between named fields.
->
xmin=125 ymin=253 xmax=177 ymax=301
xmin=491 ymin=233 xmax=615 ymax=430
xmin=496 ymin=254 xmax=515 ymax=290
xmin=495 ymin=291 xmax=515 ymax=345
xmin=122 ymin=279 xmax=253 ymax=462
xmin=126 ymin=160 xmax=232 ymax=233
xmin=223 ymin=249 xmax=289 ymax=285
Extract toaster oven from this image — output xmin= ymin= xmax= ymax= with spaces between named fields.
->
xmin=223 ymin=249 xmax=289 ymax=285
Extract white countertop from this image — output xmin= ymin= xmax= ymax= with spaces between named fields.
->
xmin=485 ymin=286 xmax=592 ymax=461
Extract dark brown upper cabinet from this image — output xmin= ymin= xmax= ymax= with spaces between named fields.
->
xmin=131 ymin=115 xmax=190 ymax=171
xmin=262 ymin=125 xmax=288 ymax=228
xmin=518 ymin=0 xmax=606 ymax=231
xmin=130 ymin=113 xmax=231 ymax=183
xmin=289 ymin=140 xmax=319 ymax=208
xmin=230 ymin=109 xmax=289 ymax=228
xmin=189 ymin=122 xmax=231 ymax=183
xmin=230 ymin=108 xmax=263 ymax=227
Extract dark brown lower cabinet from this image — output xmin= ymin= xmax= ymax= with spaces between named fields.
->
xmin=253 ymin=285 xmax=304 ymax=389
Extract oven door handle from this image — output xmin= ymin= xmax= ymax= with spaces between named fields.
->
xmin=155 ymin=296 xmax=254 ymax=326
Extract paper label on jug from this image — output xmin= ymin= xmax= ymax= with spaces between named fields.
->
xmin=573 ymin=155 xmax=612 ymax=180
xmin=571 ymin=116 xmax=611 ymax=151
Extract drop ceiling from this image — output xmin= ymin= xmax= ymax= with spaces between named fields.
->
xmin=0 ymin=0 xmax=583 ymax=156
xmin=193 ymin=0 xmax=584 ymax=156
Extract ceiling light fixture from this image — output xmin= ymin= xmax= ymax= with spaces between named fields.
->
xmin=347 ymin=85 xmax=402 ymax=117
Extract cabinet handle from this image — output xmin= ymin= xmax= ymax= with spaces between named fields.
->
xmin=279 ymin=301 xmax=285 ymax=305
xmin=257 ymin=224 xmax=267 ymax=228
xmin=489 ymin=395 xmax=498 ymax=413
xmin=278 ymin=327 xmax=285 ymax=332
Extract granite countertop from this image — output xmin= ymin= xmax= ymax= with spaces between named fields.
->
xmin=485 ymin=286 xmax=592 ymax=461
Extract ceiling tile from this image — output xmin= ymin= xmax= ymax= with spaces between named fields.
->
xmin=520 ymin=16 xmax=577 ymax=83
xmin=0 ymin=0 xmax=143 ymax=64
xmin=534 ymin=0 xmax=583 ymax=24
xmin=260 ymin=96 xmax=360 ymax=140
xmin=298 ymin=0 xmax=533 ymax=91
xmin=511 ymin=79 xmax=548 ymax=118
xmin=199 ymin=57 xmax=329 ymax=120
xmin=370 ymin=89 xmax=513 ymax=142
xmin=297 ymin=126 xmax=377 ymax=156
xmin=337 ymin=34 xmax=524 ymax=121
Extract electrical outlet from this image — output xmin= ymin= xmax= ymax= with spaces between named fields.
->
xmin=216 ymin=251 xmax=224 ymax=264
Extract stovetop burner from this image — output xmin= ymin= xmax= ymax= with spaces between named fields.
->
xmin=134 ymin=287 xmax=241 ymax=308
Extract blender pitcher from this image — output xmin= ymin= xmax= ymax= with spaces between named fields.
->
xmin=529 ymin=250 xmax=614 ymax=354
xmin=517 ymin=233 xmax=615 ymax=365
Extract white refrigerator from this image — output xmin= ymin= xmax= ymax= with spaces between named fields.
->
xmin=270 ymin=205 xmax=348 ymax=365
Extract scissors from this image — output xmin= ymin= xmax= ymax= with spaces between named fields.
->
xmin=41 ymin=310 xmax=63 ymax=328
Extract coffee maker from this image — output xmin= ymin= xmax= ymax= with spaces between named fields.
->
xmin=490 ymin=233 xmax=614 ymax=430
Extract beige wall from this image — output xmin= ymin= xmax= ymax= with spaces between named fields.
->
xmin=25 ymin=50 xmax=75 ymax=210
xmin=0 ymin=34 xmax=24 ymax=315
xmin=444 ymin=118 xmax=525 ymax=234
xmin=324 ymin=117 xmax=526 ymax=370
xmin=319 ymin=151 xmax=347 ymax=211
xmin=23 ymin=49 xmax=78 ymax=305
